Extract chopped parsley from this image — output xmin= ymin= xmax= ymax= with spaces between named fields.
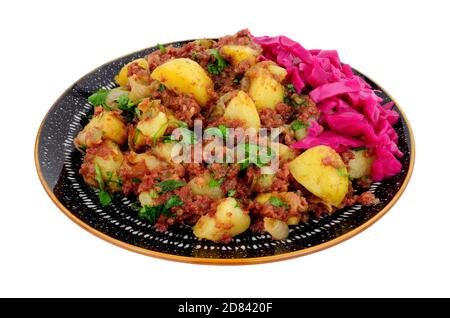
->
xmin=204 ymin=124 xmax=228 ymax=139
xmin=209 ymin=177 xmax=224 ymax=188
xmin=94 ymin=163 xmax=112 ymax=206
xmin=291 ymin=120 xmax=309 ymax=131
xmin=158 ymin=84 xmax=166 ymax=92
xmin=227 ymin=189 xmax=236 ymax=197
xmin=157 ymin=43 xmax=167 ymax=53
xmin=353 ymin=147 xmax=368 ymax=151
xmin=237 ymin=144 xmax=275 ymax=170
xmin=138 ymin=195 xmax=183 ymax=224
xmin=207 ymin=49 xmax=228 ymax=75
xmin=336 ymin=167 xmax=349 ymax=178
xmin=88 ymin=89 xmax=111 ymax=110
xmin=132 ymin=178 xmax=142 ymax=183
xmin=233 ymin=74 xmax=244 ymax=85
xmin=268 ymin=196 xmax=289 ymax=209
xmin=286 ymin=83 xmax=297 ymax=94
xmin=156 ymin=179 xmax=186 ymax=194
xmin=133 ymin=128 xmax=141 ymax=144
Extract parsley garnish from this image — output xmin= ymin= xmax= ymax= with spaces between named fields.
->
xmin=157 ymin=43 xmax=167 ymax=53
xmin=209 ymin=177 xmax=224 ymax=188
xmin=291 ymin=120 xmax=309 ymax=131
xmin=158 ymin=84 xmax=166 ymax=92
xmin=237 ymin=144 xmax=275 ymax=170
xmin=336 ymin=167 xmax=349 ymax=178
xmin=204 ymin=124 xmax=228 ymax=139
xmin=227 ymin=189 xmax=236 ymax=197
xmin=353 ymin=147 xmax=368 ymax=151
xmin=268 ymin=196 xmax=289 ymax=209
xmin=233 ymin=74 xmax=244 ymax=85
xmin=138 ymin=195 xmax=183 ymax=224
xmin=156 ymin=179 xmax=186 ymax=194
xmin=207 ymin=49 xmax=228 ymax=75
xmin=132 ymin=178 xmax=142 ymax=183
xmin=88 ymin=89 xmax=111 ymax=110
xmin=287 ymin=83 xmax=297 ymax=94
xmin=94 ymin=163 xmax=112 ymax=206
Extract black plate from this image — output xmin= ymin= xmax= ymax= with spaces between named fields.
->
xmin=35 ymin=40 xmax=414 ymax=264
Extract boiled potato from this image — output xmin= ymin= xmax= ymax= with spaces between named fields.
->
xmin=289 ymin=145 xmax=348 ymax=207
xmin=75 ymin=111 xmax=127 ymax=150
xmin=134 ymin=112 xmax=169 ymax=148
xmin=129 ymin=152 xmax=167 ymax=170
xmin=263 ymin=217 xmax=289 ymax=240
xmin=348 ymin=149 xmax=374 ymax=179
xmin=193 ymin=197 xmax=250 ymax=242
xmin=287 ymin=216 xmax=301 ymax=225
xmin=220 ymin=45 xmax=258 ymax=67
xmin=139 ymin=190 xmax=159 ymax=207
xmin=152 ymin=142 xmax=176 ymax=163
xmin=115 ymin=58 xmax=148 ymax=87
xmin=188 ymin=173 xmax=224 ymax=200
xmin=151 ymin=58 xmax=213 ymax=106
xmin=245 ymin=62 xmax=285 ymax=110
xmin=223 ymin=90 xmax=261 ymax=129
xmin=82 ymin=140 xmax=124 ymax=192
xmin=252 ymin=174 xmax=275 ymax=192
xmin=275 ymin=143 xmax=296 ymax=162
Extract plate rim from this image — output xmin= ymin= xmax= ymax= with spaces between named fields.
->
xmin=34 ymin=41 xmax=416 ymax=265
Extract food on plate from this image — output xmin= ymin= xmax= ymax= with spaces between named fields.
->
xmin=74 ymin=30 xmax=402 ymax=243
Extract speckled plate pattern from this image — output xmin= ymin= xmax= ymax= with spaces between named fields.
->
xmin=35 ymin=40 xmax=415 ymax=264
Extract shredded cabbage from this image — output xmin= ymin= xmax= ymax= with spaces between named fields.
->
xmin=252 ymin=34 xmax=403 ymax=180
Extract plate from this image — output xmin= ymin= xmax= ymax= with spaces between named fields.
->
xmin=35 ymin=40 xmax=415 ymax=264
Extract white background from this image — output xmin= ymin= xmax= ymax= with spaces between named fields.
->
xmin=1 ymin=0 xmax=449 ymax=297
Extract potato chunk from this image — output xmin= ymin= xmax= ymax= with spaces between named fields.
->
xmin=244 ymin=61 xmax=285 ymax=110
xmin=75 ymin=111 xmax=127 ymax=150
xmin=223 ymin=90 xmax=261 ymax=129
xmin=193 ymin=198 xmax=250 ymax=242
xmin=134 ymin=112 xmax=169 ymax=148
xmin=188 ymin=173 xmax=224 ymax=200
xmin=115 ymin=58 xmax=148 ymax=87
xmin=220 ymin=45 xmax=258 ymax=67
xmin=289 ymin=146 xmax=348 ymax=207
xmin=150 ymin=58 xmax=213 ymax=106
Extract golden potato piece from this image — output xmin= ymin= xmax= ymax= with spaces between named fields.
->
xmin=289 ymin=145 xmax=348 ymax=207
xmin=223 ymin=90 xmax=261 ymax=129
xmin=150 ymin=58 xmax=213 ymax=106
xmin=264 ymin=217 xmax=289 ymax=240
xmin=115 ymin=58 xmax=148 ymax=87
xmin=220 ymin=45 xmax=258 ymax=67
xmin=188 ymin=173 xmax=224 ymax=200
xmin=134 ymin=112 xmax=169 ymax=148
xmin=245 ymin=62 xmax=285 ymax=110
xmin=75 ymin=111 xmax=127 ymax=150
xmin=193 ymin=198 xmax=250 ymax=242
xmin=348 ymin=150 xmax=374 ymax=179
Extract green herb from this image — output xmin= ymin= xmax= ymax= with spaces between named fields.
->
xmin=138 ymin=195 xmax=183 ymax=224
xmin=79 ymin=144 xmax=87 ymax=151
xmin=94 ymin=163 xmax=112 ymax=206
xmin=162 ymin=135 xmax=175 ymax=143
xmin=209 ymin=177 xmax=224 ymax=188
xmin=287 ymin=83 xmax=297 ymax=94
xmin=158 ymin=84 xmax=166 ymax=92
xmin=353 ymin=147 xmax=368 ymax=151
xmin=133 ymin=127 xmax=141 ymax=144
xmin=178 ymin=128 xmax=198 ymax=145
xmin=116 ymin=94 xmax=137 ymax=112
xmin=268 ymin=196 xmax=289 ymax=209
xmin=88 ymin=89 xmax=111 ymax=110
xmin=336 ymin=167 xmax=349 ymax=178
xmin=156 ymin=179 xmax=186 ymax=194
xmin=152 ymin=122 xmax=169 ymax=145
xmin=234 ymin=201 xmax=241 ymax=208
xmin=132 ymin=178 xmax=142 ymax=183
xmin=149 ymin=191 xmax=159 ymax=198
xmin=164 ymin=195 xmax=184 ymax=210
xmin=291 ymin=120 xmax=309 ymax=131
xmin=157 ymin=43 xmax=167 ymax=53
xmin=207 ymin=49 xmax=228 ymax=75
xmin=227 ymin=189 xmax=236 ymax=197
xmin=105 ymin=171 xmax=122 ymax=186
xmin=204 ymin=124 xmax=228 ymax=139
xmin=173 ymin=120 xmax=188 ymax=128
xmin=237 ymin=144 xmax=275 ymax=170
